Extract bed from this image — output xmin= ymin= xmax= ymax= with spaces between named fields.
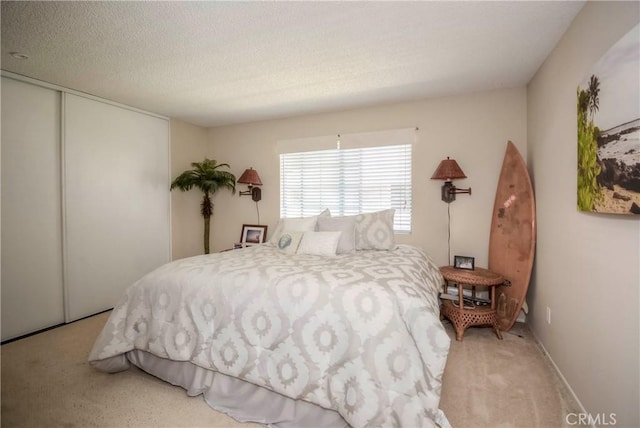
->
xmin=89 ymin=242 xmax=451 ymax=427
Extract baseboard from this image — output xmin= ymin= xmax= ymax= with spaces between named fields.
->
xmin=1 ymin=322 xmax=65 ymax=345
xmin=1 ymin=308 xmax=112 ymax=345
xmin=529 ymin=329 xmax=594 ymax=428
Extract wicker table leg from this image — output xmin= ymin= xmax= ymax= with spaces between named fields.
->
xmin=493 ymin=325 xmax=503 ymax=340
xmin=455 ymin=325 xmax=465 ymax=341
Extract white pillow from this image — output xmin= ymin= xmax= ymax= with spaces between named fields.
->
xmin=269 ymin=216 xmax=318 ymax=244
xmin=316 ymin=208 xmax=331 ymax=227
xmin=317 ymin=215 xmax=356 ymax=254
xmin=296 ymin=231 xmax=342 ymax=256
xmin=268 ymin=209 xmax=330 ymax=244
xmin=354 ymin=209 xmax=396 ymax=250
xmin=274 ymin=231 xmax=304 ymax=254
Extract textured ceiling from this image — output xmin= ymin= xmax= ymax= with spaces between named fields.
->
xmin=1 ymin=1 xmax=584 ymax=127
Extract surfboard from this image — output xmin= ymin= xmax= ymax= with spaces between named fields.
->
xmin=489 ymin=141 xmax=536 ymax=332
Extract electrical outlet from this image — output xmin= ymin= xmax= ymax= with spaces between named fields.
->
xmin=546 ymin=307 xmax=551 ymax=324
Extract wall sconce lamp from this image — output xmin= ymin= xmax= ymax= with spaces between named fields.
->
xmin=431 ymin=157 xmax=471 ymax=203
xmin=238 ymin=167 xmax=263 ymax=202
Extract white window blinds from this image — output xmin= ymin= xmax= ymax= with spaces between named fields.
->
xmin=279 ymin=128 xmax=413 ymax=233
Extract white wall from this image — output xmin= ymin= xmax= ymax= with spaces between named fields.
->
xmin=204 ymin=87 xmax=527 ymax=266
xmin=170 ymin=119 xmax=211 ymax=260
xmin=527 ymin=2 xmax=639 ymax=427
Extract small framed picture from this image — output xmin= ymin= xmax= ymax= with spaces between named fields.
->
xmin=240 ymin=224 xmax=268 ymax=246
xmin=454 ymin=255 xmax=475 ymax=270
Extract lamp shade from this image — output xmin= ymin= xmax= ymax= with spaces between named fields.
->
xmin=431 ymin=157 xmax=467 ymax=181
xmin=238 ymin=167 xmax=262 ymax=186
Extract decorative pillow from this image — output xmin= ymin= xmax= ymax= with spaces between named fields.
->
xmin=269 ymin=216 xmax=318 ymax=244
xmin=317 ymin=215 xmax=356 ymax=254
xmin=318 ymin=208 xmax=331 ymax=217
xmin=274 ymin=231 xmax=304 ymax=254
xmin=296 ymin=231 xmax=342 ymax=256
xmin=354 ymin=209 xmax=396 ymax=250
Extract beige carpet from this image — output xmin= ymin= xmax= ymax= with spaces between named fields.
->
xmin=1 ymin=312 xmax=579 ymax=427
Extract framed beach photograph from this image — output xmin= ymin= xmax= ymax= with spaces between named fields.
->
xmin=240 ymin=224 xmax=268 ymax=246
xmin=454 ymin=255 xmax=475 ymax=270
xmin=577 ymin=23 xmax=640 ymax=215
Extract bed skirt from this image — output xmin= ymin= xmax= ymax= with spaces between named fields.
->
xmin=124 ymin=350 xmax=348 ymax=428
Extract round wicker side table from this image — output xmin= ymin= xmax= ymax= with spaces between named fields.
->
xmin=439 ymin=266 xmax=504 ymax=341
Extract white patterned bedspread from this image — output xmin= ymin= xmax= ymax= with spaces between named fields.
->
xmin=89 ymin=244 xmax=450 ymax=427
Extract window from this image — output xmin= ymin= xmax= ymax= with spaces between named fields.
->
xmin=279 ymin=129 xmax=413 ymax=233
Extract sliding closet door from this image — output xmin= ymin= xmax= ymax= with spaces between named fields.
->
xmin=63 ymin=94 xmax=170 ymax=322
xmin=1 ymin=77 xmax=65 ymax=341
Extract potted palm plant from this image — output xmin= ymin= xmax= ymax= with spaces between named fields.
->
xmin=170 ymin=159 xmax=236 ymax=254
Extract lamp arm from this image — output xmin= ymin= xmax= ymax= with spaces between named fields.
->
xmin=452 ymin=186 xmax=471 ymax=195
xmin=239 ymin=184 xmax=253 ymax=197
